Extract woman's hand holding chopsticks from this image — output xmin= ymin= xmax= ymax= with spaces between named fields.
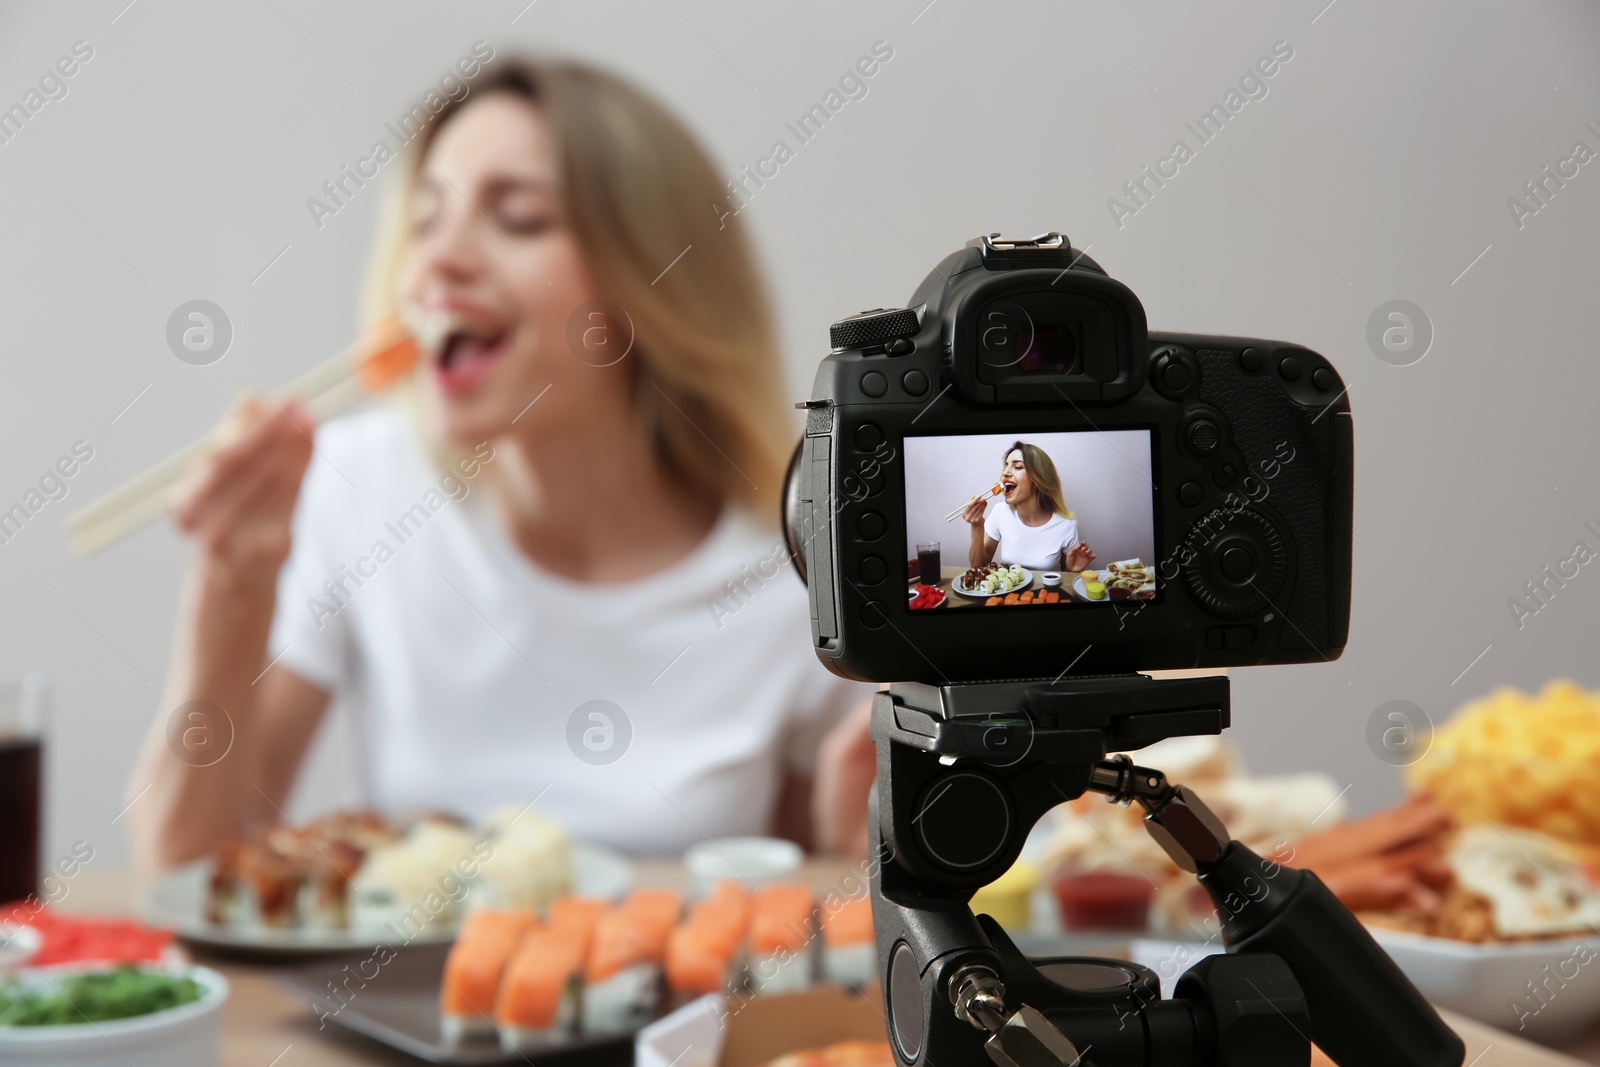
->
xmin=173 ymin=396 xmax=314 ymax=585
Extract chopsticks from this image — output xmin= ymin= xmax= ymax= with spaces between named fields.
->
xmin=943 ymin=482 xmax=1004 ymax=522
xmin=66 ymin=313 xmax=440 ymax=556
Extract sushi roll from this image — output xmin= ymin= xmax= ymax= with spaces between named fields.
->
xmin=440 ymin=908 xmax=540 ymax=1045
xmin=547 ymin=896 xmax=610 ymax=947
xmin=665 ymin=882 xmax=751 ymax=1001
xmin=821 ymin=897 xmax=875 ymax=987
xmin=997 ymin=575 xmax=1014 ymax=594
xmin=582 ymin=893 xmax=678 ymax=1034
xmin=748 ymin=884 xmax=815 ymax=993
xmin=496 ymin=927 xmax=586 ymax=1051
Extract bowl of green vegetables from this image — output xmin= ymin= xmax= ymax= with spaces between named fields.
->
xmin=0 ymin=962 xmax=227 ymax=1067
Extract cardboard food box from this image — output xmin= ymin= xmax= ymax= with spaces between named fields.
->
xmin=638 ymin=985 xmax=888 ymax=1067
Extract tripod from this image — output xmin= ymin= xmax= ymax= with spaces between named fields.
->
xmin=868 ymin=674 xmax=1465 ymax=1067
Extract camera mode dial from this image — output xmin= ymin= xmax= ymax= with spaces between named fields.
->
xmin=1181 ymin=507 xmax=1288 ymax=620
xmin=831 ymin=307 xmax=920 ymax=351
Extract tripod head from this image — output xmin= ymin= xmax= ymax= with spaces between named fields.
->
xmin=868 ymin=674 xmax=1465 ymax=1067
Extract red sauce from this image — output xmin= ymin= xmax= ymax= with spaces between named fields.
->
xmin=1051 ymin=870 xmax=1153 ymax=931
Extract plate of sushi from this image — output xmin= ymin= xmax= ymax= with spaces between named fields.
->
xmin=1074 ymin=559 xmax=1155 ymax=601
xmin=953 ymin=562 xmax=1032 ymax=599
xmin=138 ymin=806 xmax=633 ymax=955
xmin=279 ymin=881 xmax=878 ymax=1063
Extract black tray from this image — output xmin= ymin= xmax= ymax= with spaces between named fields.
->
xmin=277 ymin=942 xmax=633 ymax=1065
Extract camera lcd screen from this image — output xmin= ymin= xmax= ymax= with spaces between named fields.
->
xmin=903 ymin=429 xmax=1157 ymax=611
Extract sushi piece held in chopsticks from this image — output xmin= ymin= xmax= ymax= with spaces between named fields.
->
xmin=439 ymin=907 xmax=539 ymax=1045
xmin=821 ymin=897 xmax=875 ymax=986
xmin=943 ymin=482 xmax=1006 ymax=522
xmin=65 ymin=309 xmax=445 ymax=556
xmin=496 ymin=926 xmax=587 ymax=1051
xmin=581 ymin=890 xmax=681 ymax=1034
xmin=748 ymin=884 xmax=816 ymax=993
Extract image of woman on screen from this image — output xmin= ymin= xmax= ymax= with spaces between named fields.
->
xmin=961 ymin=441 xmax=1097 ymax=572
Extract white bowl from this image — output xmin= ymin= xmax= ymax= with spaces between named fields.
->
xmin=0 ymin=925 xmax=40 ymax=973
xmin=1369 ymin=925 xmax=1600 ymax=1043
xmin=684 ymin=837 xmax=802 ymax=897
xmin=0 ymin=962 xmax=228 ymax=1067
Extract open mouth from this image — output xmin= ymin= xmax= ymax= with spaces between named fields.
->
xmin=1002 ymin=480 xmax=1017 ymax=496
xmin=429 ymin=315 xmax=511 ymax=395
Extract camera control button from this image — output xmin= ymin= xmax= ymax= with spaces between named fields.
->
xmin=888 ymin=338 xmax=915 ymax=356
xmin=901 ymin=369 xmax=929 ymax=396
xmin=859 ymin=602 xmax=887 ymax=629
xmin=1313 ymin=367 xmax=1336 ymax=391
xmin=1212 ymin=463 xmax=1238 ymax=488
xmin=1179 ymin=481 xmax=1203 ymax=507
xmin=1220 ymin=546 xmax=1254 ymax=581
xmin=859 ymin=555 xmax=887 ymax=584
xmin=854 ymin=423 xmax=883 ymax=450
xmin=861 ymin=371 xmax=888 ymax=398
xmin=1206 ymin=625 xmax=1256 ymax=651
xmin=1278 ymin=355 xmax=1304 ymax=381
xmin=1161 ymin=361 xmax=1192 ymax=392
xmin=1239 ymin=347 xmax=1264 ymax=372
xmin=1185 ymin=419 xmax=1221 ymax=456
xmin=857 ymin=511 xmax=886 ymax=540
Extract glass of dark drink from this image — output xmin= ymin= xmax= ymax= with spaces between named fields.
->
xmin=916 ymin=541 xmax=941 ymax=586
xmin=0 ymin=674 xmax=47 ymax=905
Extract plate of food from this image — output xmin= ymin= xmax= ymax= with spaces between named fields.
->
xmin=1074 ymin=560 xmax=1154 ymax=601
xmin=953 ymin=563 xmax=1032 ymax=598
xmin=279 ymin=881 xmax=877 ymax=1064
xmin=0 ymin=961 xmax=228 ymax=1067
xmin=907 ymin=584 xmax=946 ymax=611
xmin=137 ymin=807 xmax=634 ymax=955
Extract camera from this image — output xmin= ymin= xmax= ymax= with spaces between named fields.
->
xmin=782 ymin=232 xmax=1352 ymax=683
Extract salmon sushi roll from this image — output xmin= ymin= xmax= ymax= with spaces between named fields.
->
xmin=748 ymin=884 xmax=815 ymax=993
xmin=547 ymin=896 xmax=610 ymax=948
xmin=665 ymin=922 xmax=737 ymax=1000
xmin=621 ymin=888 xmax=682 ymax=934
xmin=440 ymin=908 xmax=539 ymax=1044
xmin=821 ymin=897 xmax=876 ymax=986
xmin=582 ymin=903 xmax=674 ymax=1034
xmin=496 ymin=927 xmax=586 ymax=1051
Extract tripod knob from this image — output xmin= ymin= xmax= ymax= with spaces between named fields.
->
xmin=985 ymin=1006 xmax=1081 ymax=1067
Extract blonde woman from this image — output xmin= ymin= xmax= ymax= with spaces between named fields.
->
xmin=961 ymin=441 xmax=1098 ymax=572
xmin=128 ymin=58 xmax=874 ymax=865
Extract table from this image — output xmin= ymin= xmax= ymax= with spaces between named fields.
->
xmin=910 ymin=564 xmax=1103 ymax=609
xmin=60 ymin=867 xmax=1600 ymax=1066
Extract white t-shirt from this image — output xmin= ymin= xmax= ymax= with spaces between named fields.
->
xmin=268 ymin=408 xmax=870 ymax=856
xmin=983 ymin=504 xmax=1081 ymax=571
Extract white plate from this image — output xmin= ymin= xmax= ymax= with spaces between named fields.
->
xmin=953 ymin=567 xmax=1032 ymax=599
xmin=136 ymin=842 xmax=634 ymax=956
xmin=1368 ymin=925 xmax=1600 ymax=1042
xmin=0 ymin=962 xmax=227 ymax=1067
xmin=0 ymin=924 xmax=41 ymax=973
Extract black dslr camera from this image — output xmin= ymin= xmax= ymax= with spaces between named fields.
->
xmin=782 ymin=235 xmax=1463 ymax=1067
xmin=783 ymin=231 xmax=1351 ymax=684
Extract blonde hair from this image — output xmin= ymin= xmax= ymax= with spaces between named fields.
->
xmin=363 ymin=57 xmax=793 ymax=522
xmin=1005 ymin=441 xmax=1075 ymax=520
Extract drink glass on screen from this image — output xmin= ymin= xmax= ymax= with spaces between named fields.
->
xmin=916 ymin=542 xmax=941 ymax=586
xmin=0 ymin=673 xmax=47 ymax=905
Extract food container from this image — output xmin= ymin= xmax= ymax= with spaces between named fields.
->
xmin=1051 ymin=869 xmax=1153 ymax=931
xmin=0 ymin=962 xmax=228 ymax=1067
xmin=970 ymin=860 xmax=1037 ymax=929
xmin=684 ymin=838 xmax=801 ymax=898
xmin=1368 ymin=926 xmax=1600 ymax=1043
xmin=1041 ymin=572 xmax=1061 ymax=589
xmin=1083 ymin=581 xmax=1107 ymax=601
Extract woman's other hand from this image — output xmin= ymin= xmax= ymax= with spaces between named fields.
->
xmin=173 ymin=396 xmax=314 ymax=586
xmin=813 ymin=695 xmax=877 ymax=859
xmin=1064 ymin=542 xmax=1096 ymax=571
xmin=961 ymin=495 xmax=988 ymax=526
